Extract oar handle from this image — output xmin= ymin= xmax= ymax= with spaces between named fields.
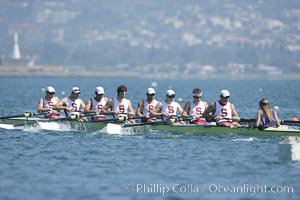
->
xmin=0 ymin=112 xmax=40 ymax=119
xmin=280 ymin=119 xmax=300 ymax=124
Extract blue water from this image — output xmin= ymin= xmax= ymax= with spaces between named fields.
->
xmin=0 ymin=77 xmax=300 ymax=200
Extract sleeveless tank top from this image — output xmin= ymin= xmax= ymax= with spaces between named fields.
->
xmin=215 ymin=101 xmax=232 ymax=122
xmin=143 ymin=99 xmax=159 ymax=117
xmin=66 ymin=97 xmax=81 ymax=112
xmin=189 ymin=101 xmax=206 ymax=117
xmin=91 ymin=97 xmax=107 ymax=113
xmin=113 ymin=98 xmax=130 ymax=118
xmin=43 ymin=97 xmax=58 ymax=109
xmin=161 ymin=101 xmax=179 ymax=120
xmin=261 ymin=110 xmax=277 ymax=127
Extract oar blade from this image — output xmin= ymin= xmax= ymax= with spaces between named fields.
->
xmin=106 ymin=123 xmax=123 ymax=134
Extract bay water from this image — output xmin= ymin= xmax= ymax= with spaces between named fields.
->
xmin=0 ymin=77 xmax=299 ymax=200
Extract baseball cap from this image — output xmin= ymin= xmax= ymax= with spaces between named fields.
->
xmin=193 ymin=91 xmax=203 ymax=97
xmin=72 ymin=87 xmax=81 ymax=94
xmin=147 ymin=87 xmax=155 ymax=94
xmin=166 ymin=89 xmax=175 ymax=96
xmin=46 ymin=86 xmax=56 ymax=93
xmin=95 ymin=87 xmax=105 ymax=94
xmin=220 ymin=90 xmax=230 ymax=97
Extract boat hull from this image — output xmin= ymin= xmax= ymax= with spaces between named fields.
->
xmin=2 ymin=117 xmax=300 ymax=136
xmin=1 ymin=117 xmax=107 ymax=130
xmin=149 ymin=124 xmax=300 ymax=136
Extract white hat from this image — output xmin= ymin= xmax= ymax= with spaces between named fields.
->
xmin=220 ymin=89 xmax=230 ymax=97
xmin=166 ymin=89 xmax=175 ymax=96
xmin=46 ymin=86 xmax=56 ymax=93
xmin=95 ymin=86 xmax=105 ymax=94
xmin=147 ymin=87 xmax=155 ymax=94
xmin=72 ymin=87 xmax=81 ymax=94
xmin=193 ymin=91 xmax=203 ymax=97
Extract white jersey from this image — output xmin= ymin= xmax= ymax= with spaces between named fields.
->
xmin=215 ymin=101 xmax=232 ymax=122
xmin=161 ymin=101 xmax=179 ymax=120
xmin=91 ymin=97 xmax=107 ymax=113
xmin=66 ymin=97 xmax=82 ymax=112
xmin=143 ymin=99 xmax=159 ymax=117
xmin=189 ymin=101 xmax=206 ymax=117
xmin=43 ymin=97 xmax=58 ymax=109
xmin=113 ymin=98 xmax=130 ymax=118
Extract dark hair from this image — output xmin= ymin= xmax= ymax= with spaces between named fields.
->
xmin=117 ymin=85 xmax=128 ymax=93
xmin=259 ymin=98 xmax=269 ymax=108
xmin=192 ymin=88 xmax=202 ymax=94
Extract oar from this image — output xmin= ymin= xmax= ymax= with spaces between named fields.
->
xmin=123 ymin=119 xmax=171 ymax=128
xmin=238 ymin=118 xmax=300 ymax=125
xmin=280 ymin=119 xmax=300 ymax=124
xmin=0 ymin=112 xmax=41 ymax=119
xmin=88 ymin=116 xmax=146 ymax=124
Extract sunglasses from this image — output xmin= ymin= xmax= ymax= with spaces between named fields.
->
xmin=168 ymin=95 xmax=175 ymax=98
xmin=260 ymin=102 xmax=269 ymax=106
xmin=47 ymin=92 xmax=55 ymax=95
xmin=193 ymin=95 xmax=201 ymax=98
xmin=222 ymin=96 xmax=230 ymax=98
xmin=147 ymin=93 xmax=155 ymax=96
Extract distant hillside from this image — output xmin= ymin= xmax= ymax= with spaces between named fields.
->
xmin=0 ymin=0 xmax=299 ymax=77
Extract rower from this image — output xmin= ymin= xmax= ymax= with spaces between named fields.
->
xmin=256 ymin=98 xmax=280 ymax=128
xmin=54 ymin=87 xmax=87 ymax=121
xmin=84 ymin=86 xmax=109 ymax=121
xmin=37 ymin=86 xmax=62 ymax=118
xmin=136 ymin=87 xmax=162 ymax=122
xmin=102 ymin=85 xmax=135 ymax=123
xmin=150 ymin=89 xmax=184 ymax=124
xmin=182 ymin=88 xmax=208 ymax=124
xmin=202 ymin=89 xmax=241 ymax=128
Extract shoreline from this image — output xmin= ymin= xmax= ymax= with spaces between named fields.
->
xmin=0 ymin=71 xmax=299 ymax=80
xmin=1 ymin=65 xmax=299 ymax=80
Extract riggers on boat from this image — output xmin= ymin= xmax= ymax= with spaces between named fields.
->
xmin=1 ymin=115 xmax=300 ymax=136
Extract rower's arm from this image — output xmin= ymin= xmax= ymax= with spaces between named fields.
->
xmin=135 ymin=100 xmax=144 ymax=116
xmin=273 ymin=110 xmax=281 ymax=127
xmin=127 ymin=100 xmax=135 ymax=117
xmin=256 ymin=110 xmax=262 ymax=127
xmin=84 ymin=98 xmax=94 ymax=113
xmin=54 ymin=98 xmax=72 ymax=112
xmin=177 ymin=102 xmax=184 ymax=116
xmin=202 ymin=102 xmax=216 ymax=119
xmin=182 ymin=102 xmax=190 ymax=117
xmin=149 ymin=102 xmax=162 ymax=117
xmin=231 ymin=103 xmax=239 ymax=122
xmin=102 ymin=99 xmax=115 ymax=115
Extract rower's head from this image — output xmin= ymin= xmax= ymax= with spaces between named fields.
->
xmin=192 ymin=88 xmax=202 ymax=101
xmin=117 ymin=85 xmax=127 ymax=98
xmin=71 ymin=87 xmax=81 ymax=99
xmin=259 ymin=98 xmax=270 ymax=109
xmin=220 ymin=89 xmax=230 ymax=102
xmin=46 ymin=86 xmax=56 ymax=96
xmin=166 ymin=89 xmax=175 ymax=102
xmin=146 ymin=87 xmax=155 ymax=99
xmin=95 ymin=86 xmax=105 ymax=97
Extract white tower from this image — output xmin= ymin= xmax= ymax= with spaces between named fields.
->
xmin=12 ymin=32 xmax=21 ymax=60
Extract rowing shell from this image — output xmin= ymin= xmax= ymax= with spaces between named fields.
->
xmin=1 ymin=117 xmax=300 ymax=136
xmin=148 ymin=124 xmax=300 ymax=136
xmin=0 ymin=117 xmax=107 ymax=131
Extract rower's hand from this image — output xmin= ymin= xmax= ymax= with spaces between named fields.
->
xmin=65 ymin=107 xmax=73 ymax=112
xmin=163 ymin=112 xmax=170 ymax=117
xmin=232 ymin=116 xmax=240 ymax=122
xmin=215 ymin=116 xmax=222 ymax=121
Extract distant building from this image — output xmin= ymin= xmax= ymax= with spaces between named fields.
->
xmin=0 ymin=32 xmax=29 ymax=66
